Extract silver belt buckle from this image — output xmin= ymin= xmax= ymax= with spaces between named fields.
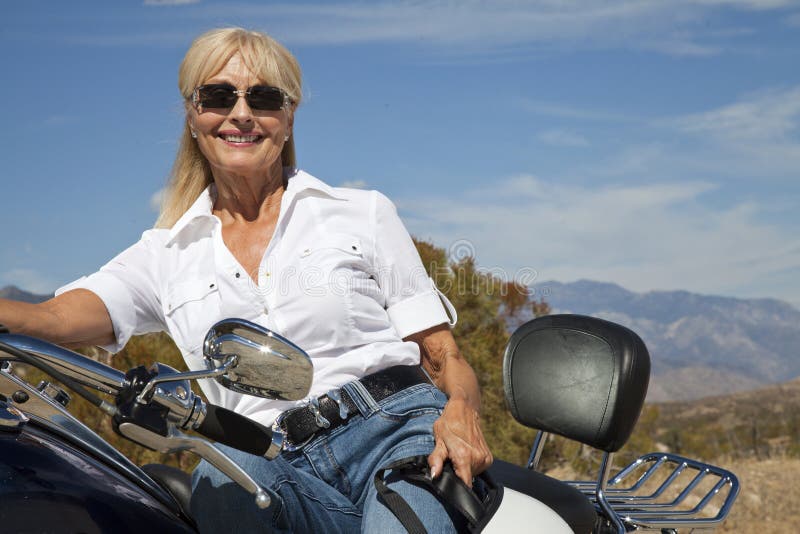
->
xmin=271 ymin=408 xmax=312 ymax=453
xmin=328 ymin=389 xmax=350 ymax=420
xmin=308 ymin=396 xmax=331 ymax=429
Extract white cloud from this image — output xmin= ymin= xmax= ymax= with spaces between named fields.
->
xmin=50 ymin=0 xmax=790 ymax=56
xmin=257 ymin=0 xmax=790 ymax=56
xmin=553 ymin=86 xmax=800 ymax=185
xmin=400 ymin=175 xmax=800 ymax=303
xmin=0 ymin=269 xmax=59 ymax=294
xmin=537 ymin=129 xmax=589 ymax=147
xmin=670 ymin=86 xmax=800 ymax=143
xmin=150 ymin=188 xmax=166 ymax=212
xmin=660 ymin=86 xmax=800 ymax=178
xmin=339 ymin=180 xmax=368 ymax=189
xmin=144 ymin=0 xmax=199 ymax=5
xmin=692 ymin=0 xmax=794 ymax=8
xmin=519 ymin=99 xmax=635 ymax=122
xmin=43 ymin=115 xmax=75 ymax=126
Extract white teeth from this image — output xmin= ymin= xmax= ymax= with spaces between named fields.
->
xmin=222 ymin=134 xmax=259 ymax=143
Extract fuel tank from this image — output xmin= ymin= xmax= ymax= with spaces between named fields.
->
xmin=0 ymin=405 xmax=195 ymax=534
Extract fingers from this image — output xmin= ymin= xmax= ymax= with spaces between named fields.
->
xmin=428 ymin=437 xmax=475 ymax=487
xmin=428 ymin=401 xmax=494 ymax=488
xmin=451 ymin=456 xmax=475 ymax=488
xmin=427 ymin=439 xmax=448 ymax=479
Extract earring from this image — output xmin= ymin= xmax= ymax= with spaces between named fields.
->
xmin=191 ymin=130 xmax=197 ymax=139
xmin=284 ymin=133 xmax=290 ymax=142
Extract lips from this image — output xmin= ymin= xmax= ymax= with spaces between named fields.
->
xmin=219 ymin=133 xmax=262 ymax=143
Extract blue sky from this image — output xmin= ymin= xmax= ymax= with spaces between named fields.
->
xmin=1 ymin=0 xmax=799 ymax=308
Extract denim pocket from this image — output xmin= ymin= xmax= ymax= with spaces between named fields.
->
xmin=378 ymin=384 xmax=446 ymax=421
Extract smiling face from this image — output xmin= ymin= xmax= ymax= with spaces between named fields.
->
xmin=188 ymin=53 xmax=293 ymax=181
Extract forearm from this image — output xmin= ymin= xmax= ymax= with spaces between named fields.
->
xmin=409 ymin=324 xmax=482 ymax=414
xmin=0 ymin=298 xmax=56 ymax=338
xmin=0 ymin=290 xmax=115 ymax=347
xmin=429 ymin=351 xmax=482 ymax=415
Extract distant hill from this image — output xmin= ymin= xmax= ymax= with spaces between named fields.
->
xmin=656 ymin=375 xmax=800 ymax=429
xmin=650 ymin=376 xmax=800 ymax=459
xmin=0 ymin=285 xmax=51 ymax=304
xmin=528 ymin=280 xmax=800 ymax=402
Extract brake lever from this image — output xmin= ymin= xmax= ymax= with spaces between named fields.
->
xmin=116 ymin=363 xmax=271 ymax=509
xmin=117 ymin=421 xmax=271 ymax=509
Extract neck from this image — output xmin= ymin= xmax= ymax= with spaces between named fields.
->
xmin=212 ymin=159 xmax=286 ymax=222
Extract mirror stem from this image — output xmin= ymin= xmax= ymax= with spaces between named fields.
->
xmin=136 ymin=357 xmax=237 ymax=404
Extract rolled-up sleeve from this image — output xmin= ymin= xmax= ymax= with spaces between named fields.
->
xmin=371 ymin=191 xmax=454 ymax=338
xmin=55 ymin=232 xmax=165 ymax=353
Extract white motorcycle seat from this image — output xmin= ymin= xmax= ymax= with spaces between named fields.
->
xmin=488 ymin=459 xmax=596 ymax=534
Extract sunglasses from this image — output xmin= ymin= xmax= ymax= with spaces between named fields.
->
xmin=192 ymin=84 xmax=291 ymax=111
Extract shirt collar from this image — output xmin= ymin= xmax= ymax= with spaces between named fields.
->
xmin=166 ymin=169 xmax=347 ymax=246
xmin=285 ymin=169 xmax=347 ymax=202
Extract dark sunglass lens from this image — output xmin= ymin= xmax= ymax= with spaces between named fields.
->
xmin=199 ymin=85 xmax=237 ymax=108
xmin=247 ymin=86 xmax=285 ymax=110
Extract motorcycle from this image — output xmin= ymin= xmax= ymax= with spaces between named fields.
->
xmin=0 ymin=314 xmax=738 ymax=533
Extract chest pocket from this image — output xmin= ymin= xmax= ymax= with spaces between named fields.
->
xmin=299 ymin=234 xmax=363 ymax=261
xmin=297 ymin=234 xmax=366 ymax=289
xmin=278 ymin=233 xmax=368 ymax=353
xmin=164 ymin=276 xmax=221 ymax=354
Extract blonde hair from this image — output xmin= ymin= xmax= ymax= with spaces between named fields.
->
xmin=155 ymin=28 xmax=303 ymax=229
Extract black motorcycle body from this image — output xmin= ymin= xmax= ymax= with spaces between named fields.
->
xmin=0 ymin=410 xmax=194 ymax=533
xmin=0 ymin=356 xmax=196 ymax=533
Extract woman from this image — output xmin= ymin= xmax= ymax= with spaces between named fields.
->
xmin=0 ymin=28 xmax=491 ymax=532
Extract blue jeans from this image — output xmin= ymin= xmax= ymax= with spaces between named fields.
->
xmin=190 ymin=380 xmax=462 ymax=533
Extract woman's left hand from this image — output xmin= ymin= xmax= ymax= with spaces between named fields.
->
xmin=405 ymin=324 xmax=493 ymax=487
xmin=428 ymin=395 xmax=493 ymax=488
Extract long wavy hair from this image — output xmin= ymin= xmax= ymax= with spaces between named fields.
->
xmin=155 ymin=28 xmax=303 ymax=229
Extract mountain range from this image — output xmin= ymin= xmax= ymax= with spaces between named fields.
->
xmin=0 ymin=286 xmax=51 ymax=304
xmin=530 ymin=280 xmax=800 ymax=401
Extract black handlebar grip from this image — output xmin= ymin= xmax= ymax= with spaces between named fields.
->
xmin=196 ymin=404 xmax=274 ymax=457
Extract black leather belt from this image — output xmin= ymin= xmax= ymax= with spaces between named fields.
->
xmin=274 ymin=365 xmax=431 ymax=450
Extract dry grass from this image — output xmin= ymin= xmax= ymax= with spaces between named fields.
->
xmin=718 ymin=457 xmax=800 ymax=533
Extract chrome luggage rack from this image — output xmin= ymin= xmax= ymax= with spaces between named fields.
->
xmin=568 ymin=451 xmax=739 ymax=533
xmin=528 ymin=432 xmax=739 ymax=533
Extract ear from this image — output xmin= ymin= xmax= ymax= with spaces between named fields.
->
xmin=286 ymin=106 xmax=295 ymax=138
xmin=185 ymin=108 xmax=197 ymax=137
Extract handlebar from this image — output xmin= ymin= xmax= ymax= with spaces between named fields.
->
xmin=196 ymin=404 xmax=279 ymax=458
xmin=0 ymin=333 xmax=276 ymax=509
xmin=0 ymin=334 xmax=127 ymax=395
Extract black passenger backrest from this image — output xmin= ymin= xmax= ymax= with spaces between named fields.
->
xmin=503 ymin=314 xmax=650 ymax=453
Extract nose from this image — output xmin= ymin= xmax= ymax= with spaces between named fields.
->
xmin=229 ymin=92 xmax=254 ymax=124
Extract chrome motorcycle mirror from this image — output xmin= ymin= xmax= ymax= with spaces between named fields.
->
xmin=202 ymin=318 xmax=313 ymax=401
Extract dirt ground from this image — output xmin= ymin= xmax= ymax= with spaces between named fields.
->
xmin=718 ymin=457 xmax=800 ymax=533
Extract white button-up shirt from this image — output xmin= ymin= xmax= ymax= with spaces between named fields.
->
xmin=57 ymin=170 xmax=455 ymax=426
